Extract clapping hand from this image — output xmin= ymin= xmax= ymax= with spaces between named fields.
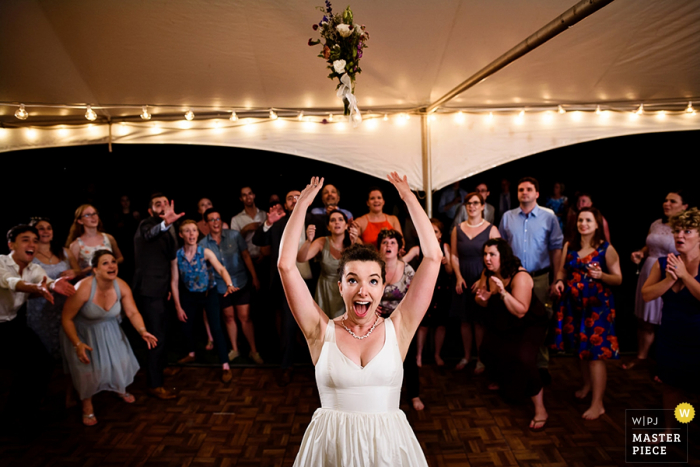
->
xmin=475 ymin=287 xmax=492 ymax=302
xmin=161 ymin=200 xmax=185 ymax=227
xmin=490 ymin=276 xmax=505 ymax=295
xmin=666 ymin=254 xmax=686 ymax=281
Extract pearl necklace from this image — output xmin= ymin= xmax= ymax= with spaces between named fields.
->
xmin=466 ymin=219 xmax=485 ymax=228
xmin=340 ymin=314 xmax=381 ymax=340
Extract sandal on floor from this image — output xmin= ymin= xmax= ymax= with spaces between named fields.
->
xmin=455 ymin=358 xmax=469 ymax=370
xmin=205 ymin=340 xmax=214 ymax=351
xmin=529 ymin=418 xmax=547 ymax=432
xmin=118 ymin=392 xmax=136 ymax=403
xmin=82 ymin=413 xmax=97 ymax=426
xmin=474 ymin=361 xmax=485 ymax=375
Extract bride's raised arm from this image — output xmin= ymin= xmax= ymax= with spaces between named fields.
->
xmin=389 ymin=172 xmax=442 ymax=338
xmin=278 ymin=176 xmax=328 ymax=342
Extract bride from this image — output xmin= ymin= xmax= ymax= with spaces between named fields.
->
xmin=278 ymin=173 xmax=441 ymax=466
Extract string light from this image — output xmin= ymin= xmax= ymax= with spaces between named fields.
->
xmin=595 ymin=105 xmax=601 ymax=115
xmin=140 ymin=106 xmax=151 ymax=120
xmin=558 ymin=105 xmax=565 ymax=114
xmin=487 ymin=112 xmax=493 ymax=121
xmin=85 ymin=105 xmax=97 ymax=121
xmin=328 ymin=114 xmax=334 ymax=122
xmin=455 ymin=111 xmax=465 ymax=123
xmin=636 ymin=103 xmax=644 ymax=115
xmin=229 ymin=111 xmax=238 ymax=121
xmin=383 ymin=114 xmax=388 ymax=121
xmin=185 ymin=109 xmax=195 ymax=121
xmin=14 ymin=104 xmax=28 ymax=120
xmin=687 ymin=102 xmax=695 ymax=114
xmin=269 ymin=109 xmax=278 ymax=120
xmin=298 ymin=111 xmax=304 ymax=121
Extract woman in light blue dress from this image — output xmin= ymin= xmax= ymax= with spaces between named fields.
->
xmin=62 ymin=250 xmax=157 ymax=426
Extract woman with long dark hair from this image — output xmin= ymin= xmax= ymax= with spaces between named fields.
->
xmin=475 ymin=238 xmax=549 ymax=431
xmin=553 ymin=207 xmax=622 ymax=420
xmin=297 ymin=210 xmax=357 ymax=319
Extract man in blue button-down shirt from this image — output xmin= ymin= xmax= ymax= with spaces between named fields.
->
xmin=499 ymin=177 xmax=563 ymax=378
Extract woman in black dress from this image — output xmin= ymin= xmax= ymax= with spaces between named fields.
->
xmin=475 ymin=238 xmax=549 ymax=431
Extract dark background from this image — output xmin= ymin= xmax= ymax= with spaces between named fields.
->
xmin=2 ymin=129 xmax=698 ymax=354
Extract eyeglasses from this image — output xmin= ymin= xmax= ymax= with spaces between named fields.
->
xmin=466 ymin=201 xmax=482 ymax=206
xmin=207 ymin=217 xmax=222 ymax=222
xmin=82 ymin=212 xmax=98 ymax=218
xmin=287 ymin=195 xmax=300 ymax=201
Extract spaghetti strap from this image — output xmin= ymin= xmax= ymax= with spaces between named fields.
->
xmin=88 ymin=277 xmax=97 ymax=301
xmin=114 ymin=278 xmax=122 ymax=301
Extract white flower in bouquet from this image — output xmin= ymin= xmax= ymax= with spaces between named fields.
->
xmin=333 ymin=59 xmax=347 ymax=74
xmin=336 ymin=23 xmax=353 ymax=37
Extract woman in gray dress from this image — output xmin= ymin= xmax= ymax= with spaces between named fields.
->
xmin=27 ymin=218 xmax=80 ymax=359
xmin=450 ymin=192 xmax=500 ymax=371
xmin=62 ymin=250 xmax=157 ymax=426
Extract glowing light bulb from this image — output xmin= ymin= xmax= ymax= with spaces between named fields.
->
xmin=383 ymin=114 xmax=388 ymax=121
xmin=558 ymin=105 xmax=565 ymax=114
xmin=85 ymin=105 xmax=97 ymax=121
xmin=185 ymin=109 xmax=195 ymax=121
xmin=329 ymin=114 xmax=334 ymax=122
xmin=230 ymin=111 xmax=238 ymax=121
xmin=455 ymin=111 xmax=465 ymax=123
xmin=14 ymin=104 xmax=28 ymax=120
xmin=636 ymin=104 xmax=644 ymax=115
xmin=687 ymin=102 xmax=695 ymax=114
xmin=298 ymin=111 xmax=304 ymax=121
xmin=140 ymin=106 xmax=151 ymax=120
xmin=269 ymin=110 xmax=278 ymax=120
xmin=595 ymin=105 xmax=601 ymax=115
xmin=487 ymin=112 xmax=493 ymax=121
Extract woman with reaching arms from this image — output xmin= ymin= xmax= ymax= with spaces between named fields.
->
xmin=642 ymin=208 xmax=700 ymax=424
xmin=66 ymin=204 xmax=123 ymax=277
xmin=61 ymin=250 xmax=158 ymax=426
xmin=297 ymin=210 xmax=358 ymax=319
xmin=352 ymin=186 xmax=403 ymax=247
xmin=626 ymin=191 xmax=686 ymax=370
xmin=552 ymin=207 xmax=622 ymax=420
xmin=170 ymin=220 xmax=237 ymax=382
xmin=475 ymin=238 xmax=549 ymax=431
xmin=278 ymin=174 xmax=441 ymax=466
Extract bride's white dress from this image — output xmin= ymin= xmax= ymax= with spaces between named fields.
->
xmin=293 ymin=317 xmax=428 ymax=466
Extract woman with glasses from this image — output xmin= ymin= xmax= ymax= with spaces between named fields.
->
xmin=66 ymin=204 xmax=123 ymax=277
xmin=450 ymin=192 xmax=500 ymax=371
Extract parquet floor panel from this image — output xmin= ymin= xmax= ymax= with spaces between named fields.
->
xmin=1 ymin=356 xmax=698 ymax=466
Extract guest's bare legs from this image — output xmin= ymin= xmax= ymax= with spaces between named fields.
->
xmin=582 ymin=360 xmax=606 ymax=420
xmin=434 ymin=326 xmax=446 ymax=366
xmin=203 ymin=310 xmax=215 ymax=350
xmin=529 ymin=388 xmax=548 ymax=429
xmin=416 ymin=326 xmax=428 ymax=367
xmin=82 ymin=398 xmax=97 ymax=425
xmin=236 ymin=304 xmax=257 ymax=354
xmin=474 ymin=322 xmax=485 ymax=368
xmin=222 ymin=305 xmax=239 ymax=352
xmin=456 ymin=322 xmax=472 ymax=369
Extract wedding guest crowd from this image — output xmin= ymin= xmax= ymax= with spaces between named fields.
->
xmin=3 ymin=172 xmax=695 ymax=432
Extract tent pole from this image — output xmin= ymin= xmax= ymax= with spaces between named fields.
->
xmin=427 ymin=0 xmax=615 ymax=112
xmin=108 ymin=123 xmax=112 ymax=153
xmin=421 ymin=114 xmax=432 ymax=217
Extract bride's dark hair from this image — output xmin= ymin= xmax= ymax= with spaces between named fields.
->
xmin=337 ymin=244 xmax=386 ymax=283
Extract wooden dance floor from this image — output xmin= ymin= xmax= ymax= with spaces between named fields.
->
xmin=1 ymin=356 xmax=698 ymax=466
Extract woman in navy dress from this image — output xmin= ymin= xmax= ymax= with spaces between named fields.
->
xmin=642 ymin=208 xmax=700 ymax=425
xmin=553 ymin=207 xmax=622 ymax=420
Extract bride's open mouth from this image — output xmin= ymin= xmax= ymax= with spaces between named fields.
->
xmin=353 ymin=301 xmax=371 ymax=317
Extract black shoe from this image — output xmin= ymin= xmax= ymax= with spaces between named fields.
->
xmin=538 ymin=368 xmax=552 ymax=386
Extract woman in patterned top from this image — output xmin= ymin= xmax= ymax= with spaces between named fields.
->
xmin=66 ymin=204 xmax=123 ymax=277
xmin=170 ymin=220 xmax=237 ymax=382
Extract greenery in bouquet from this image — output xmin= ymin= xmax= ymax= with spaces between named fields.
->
xmin=308 ymin=1 xmax=369 ymax=115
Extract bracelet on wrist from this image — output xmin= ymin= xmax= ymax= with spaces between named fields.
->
xmin=137 ymin=327 xmax=146 ymax=335
xmin=74 ymin=342 xmax=83 ymax=350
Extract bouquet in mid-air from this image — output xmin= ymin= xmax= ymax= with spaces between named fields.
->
xmin=308 ymin=1 xmax=369 ymax=124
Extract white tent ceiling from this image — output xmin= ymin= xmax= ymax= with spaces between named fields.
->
xmin=1 ymin=0 xmax=699 ymax=190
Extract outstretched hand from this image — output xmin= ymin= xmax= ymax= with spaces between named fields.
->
xmin=267 ymin=204 xmax=286 ymax=225
xmin=37 ymin=276 xmax=54 ymax=304
xmin=387 ymin=172 xmax=413 ymax=200
xmin=51 ymin=277 xmax=76 ymax=297
xmin=297 ymin=176 xmax=325 ymax=208
xmin=161 ymin=200 xmax=185 ymax=227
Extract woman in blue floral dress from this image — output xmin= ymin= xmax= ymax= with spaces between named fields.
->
xmin=552 ymin=207 xmax=622 ymax=420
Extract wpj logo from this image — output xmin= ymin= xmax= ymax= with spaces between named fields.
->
xmin=625 ymin=407 xmax=691 ymax=463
